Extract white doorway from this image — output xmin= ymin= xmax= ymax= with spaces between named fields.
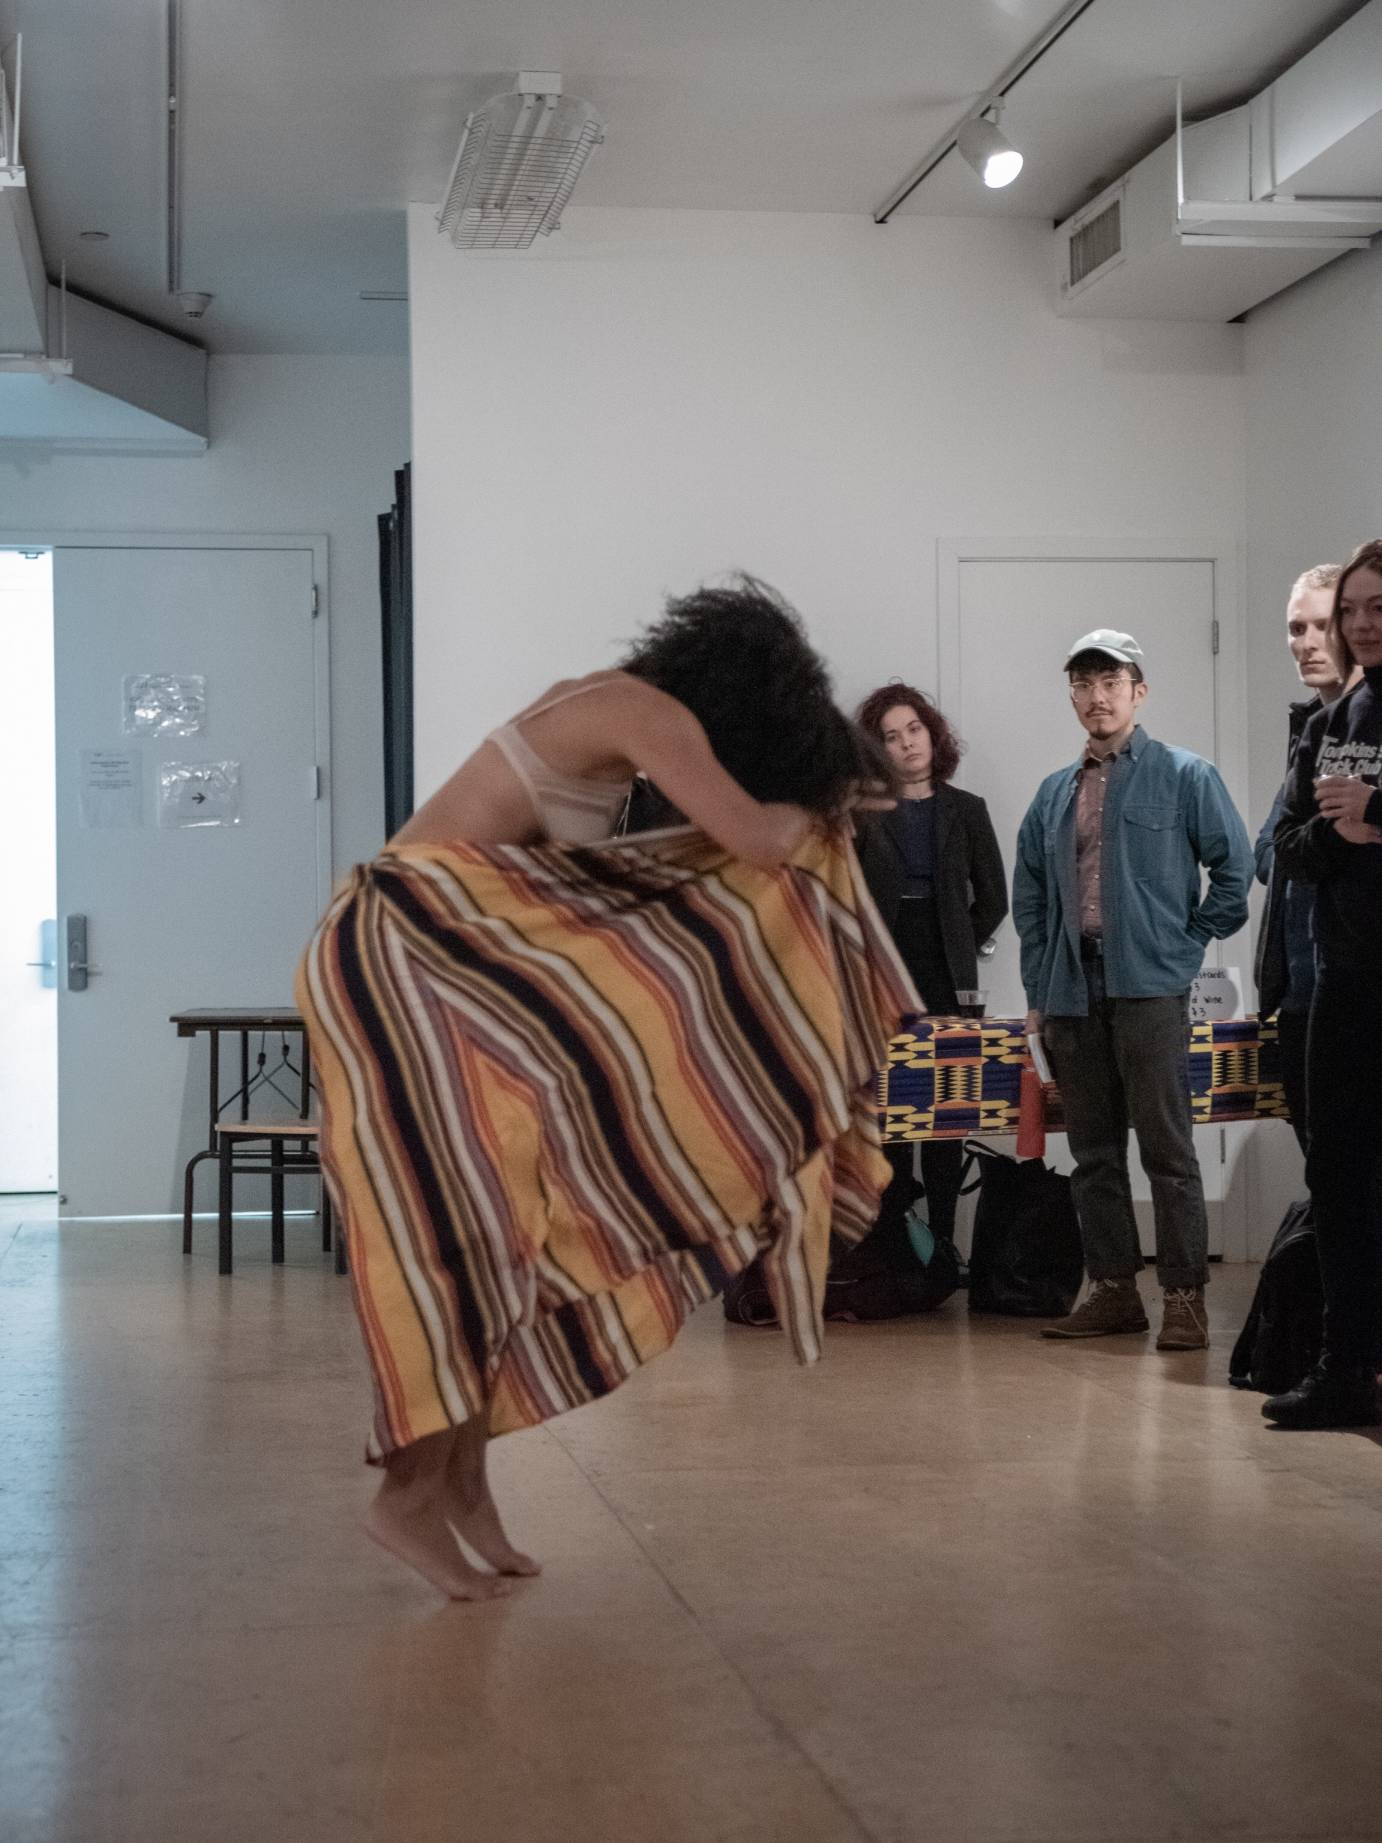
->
xmin=0 ymin=549 xmax=57 ymax=1194
xmin=938 ymin=536 xmax=1249 ymax=1259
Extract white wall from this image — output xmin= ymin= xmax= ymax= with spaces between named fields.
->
xmin=1240 ymin=240 xmax=1382 ymax=1247
xmin=0 ymin=353 xmax=410 ymax=872
xmin=1246 ymin=244 xmax=1382 ymax=806
xmin=408 ymin=205 xmax=1248 ymax=800
xmin=410 ymin=204 xmax=1288 ymax=1251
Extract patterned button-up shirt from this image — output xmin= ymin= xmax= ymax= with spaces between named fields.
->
xmin=1075 ymin=736 xmax=1133 ymax=939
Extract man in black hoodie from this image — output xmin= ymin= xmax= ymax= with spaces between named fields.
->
xmin=1267 ymin=540 xmax=1382 ymax=1429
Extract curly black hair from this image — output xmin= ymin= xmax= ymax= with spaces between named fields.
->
xmin=620 ymin=576 xmax=891 ymax=818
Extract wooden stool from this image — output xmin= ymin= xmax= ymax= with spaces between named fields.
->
xmin=214 ymin=1121 xmax=339 ymax=1275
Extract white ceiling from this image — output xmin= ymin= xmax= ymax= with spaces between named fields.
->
xmin=3 ymin=0 xmax=1369 ymax=355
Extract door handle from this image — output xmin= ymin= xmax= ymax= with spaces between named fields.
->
xmin=64 ymin=915 xmax=101 ymax=991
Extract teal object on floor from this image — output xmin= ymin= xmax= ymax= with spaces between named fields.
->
xmin=905 ymin=1210 xmax=935 ymax=1268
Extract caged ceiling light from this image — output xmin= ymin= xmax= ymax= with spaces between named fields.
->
xmin=437 ymin=72 xmax=605 ymax=251
xmin=956 ymin=104 xmax=1024 ymax=189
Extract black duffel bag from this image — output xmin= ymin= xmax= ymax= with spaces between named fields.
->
xmin=962 ymin=1140 xmax=1084 ymax=1317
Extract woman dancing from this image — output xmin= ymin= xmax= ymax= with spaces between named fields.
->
xmin=298 ymin=579 xmax=918 ymax=1598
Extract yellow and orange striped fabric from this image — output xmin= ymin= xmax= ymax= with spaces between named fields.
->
xmin=297 ymin=826 xmax=918 ymax=1456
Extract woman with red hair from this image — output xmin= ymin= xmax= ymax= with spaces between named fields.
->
xmin=853 ymin=684 xmax=1008 ymax=1255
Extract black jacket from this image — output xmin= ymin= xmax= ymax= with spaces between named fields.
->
xmin=1275 ymin=665 xmax=1382 ymax=977
xmin=1254 ymin=696 xmax=1321 ymax=1019
xmin=856 ymin=783 xmax=1008 ymax=992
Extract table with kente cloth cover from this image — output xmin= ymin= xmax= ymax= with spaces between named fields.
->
xmin=879 ymin=1015 xmax=1289 ymax=1142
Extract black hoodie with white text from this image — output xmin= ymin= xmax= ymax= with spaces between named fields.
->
xmin=1274 ymin=663 xmax=1382 ymax=978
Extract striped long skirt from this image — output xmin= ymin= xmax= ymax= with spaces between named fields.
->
xmin=296 ymin=826 xmax=918 ymax=1458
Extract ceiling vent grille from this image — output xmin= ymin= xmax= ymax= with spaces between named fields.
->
xmin=1068 ymin=197 xmax=1122 ymax=288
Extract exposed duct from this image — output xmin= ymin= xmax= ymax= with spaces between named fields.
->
xmin=0 ymin=35 xmax=47 ymax=360
xmin=1056 ymin=0 xmax=1382 ymax=321
xmin=0 ymin=33 xmax=207 ymax=450
xmin=0 ymin=284 xmax=207 ymax=452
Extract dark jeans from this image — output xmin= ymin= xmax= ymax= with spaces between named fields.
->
xmin=1305 ymin=969 xmax=1382 ymax=1373
xmin=888 ymin=897 xmax=963 ymax=1245
xmin=1044 ymin=958 xmax=1208 ymax=1291
xmin=1277 ymin=1006 xmax=1310 ymax=1157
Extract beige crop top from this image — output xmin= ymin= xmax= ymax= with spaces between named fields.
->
xmin=486 ymin=679 xmax=633 ymax=846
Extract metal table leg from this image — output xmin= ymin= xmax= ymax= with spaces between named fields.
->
xmin=270 ymin=1136 xmax=285 ymax=1264
xmin=218 ymin=1133 xmax=234 ymax=1275
xmin=183 ymin=1027 xmax=223 ymax=1254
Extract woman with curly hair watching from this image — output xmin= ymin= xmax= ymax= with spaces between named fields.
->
xmin=298 ymin=577 xmax=916 ymax=1600
xmin=853 ymin=684 xmax=1009 ymax=1257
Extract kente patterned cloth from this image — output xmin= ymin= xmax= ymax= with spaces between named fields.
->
xmin=297 ymin=828 xmax=918 ymax=1457
xmin=879 ymin=1016 xmax=1290 ymax=1142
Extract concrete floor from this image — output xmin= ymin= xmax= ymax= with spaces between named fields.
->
xmin=3 ymin=1203 xmax=1381 ymax=1843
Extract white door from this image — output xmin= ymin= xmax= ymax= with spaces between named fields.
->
xmin=942 ymin=549 xmax=1240 ymax=1253
xmin=0 ymin=550 xmax=57 ymax=1192
xmin=53 ymin=544 xmax=329 ymax=1218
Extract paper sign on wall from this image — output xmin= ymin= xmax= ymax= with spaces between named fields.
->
xmin=1190 ymin=965 xmax=1242 ymax=1023
xmin=159 ymin=761 xmax=242 ymax=828
xmin=123 ymin=673 xmax=206 ymax=737
xmin=80 ymin=749 xmax=142 ymax=828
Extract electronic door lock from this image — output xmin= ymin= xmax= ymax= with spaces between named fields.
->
xmin=63 ymin=915 xmax=101 ymax=991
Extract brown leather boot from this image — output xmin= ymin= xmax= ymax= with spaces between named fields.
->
xmin=1156 ymin=1287 xmax=1209 ymax=1350
xmin=1041 ymin=1277 xmax=1149 ymax=1339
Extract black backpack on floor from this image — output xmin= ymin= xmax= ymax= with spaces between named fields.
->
xmin=723 ymin=1201 xmax=961 ymax=1328
xmin=822 ymin=1212 xmax=962 ymax=1322
xmin=1229 ymin=1200 xmax=1321 ymax=1395
xmin=963 ymin=1141 xmax=1084 ymax=1318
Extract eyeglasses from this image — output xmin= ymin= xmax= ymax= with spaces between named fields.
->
xmin=1070 ymin=672 xmax=1133 ymax=698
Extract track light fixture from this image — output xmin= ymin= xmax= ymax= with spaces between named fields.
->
xmin=874 ymin=0 xmax=1100 ymax=222
xmin=956 ymin=104 xmax=1024 ymax=189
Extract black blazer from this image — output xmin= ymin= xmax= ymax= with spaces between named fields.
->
xmin=856 ymin=783 xmax=1008 ymax=992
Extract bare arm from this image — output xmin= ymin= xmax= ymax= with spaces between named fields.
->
xmin=610 ymin=682 xmax=813 ymax=868
xmin=394 ymin=675 xmax=840 ymax=865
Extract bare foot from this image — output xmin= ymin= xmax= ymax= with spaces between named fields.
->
xmin=363 ymin=1493 xmax=514 ymax=1602
xmin=446 ymin=1491 xmax=542 ymax=1577
xmin=445 ymin=1423 xmax=542 ymax=1577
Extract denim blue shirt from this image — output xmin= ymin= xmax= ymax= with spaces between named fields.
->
xmin=1013 ymin=726 xmax=1253 ymax=1017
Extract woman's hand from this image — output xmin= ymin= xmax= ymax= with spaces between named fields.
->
xmin=1315 ymin=774 xmax=1374 ymax=822
xmin=842 ymin=778 xmax=898 ymax=816
xmin=748 ymin=803 xmax=815 ymax=867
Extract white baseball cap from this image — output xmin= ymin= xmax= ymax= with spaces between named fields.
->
xmin=1064 ymin=629 xmax=1145 ymax=671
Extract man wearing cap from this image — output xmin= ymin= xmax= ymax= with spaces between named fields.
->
xmin=1013 ymin=631 xmax=1253 ymax=1349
